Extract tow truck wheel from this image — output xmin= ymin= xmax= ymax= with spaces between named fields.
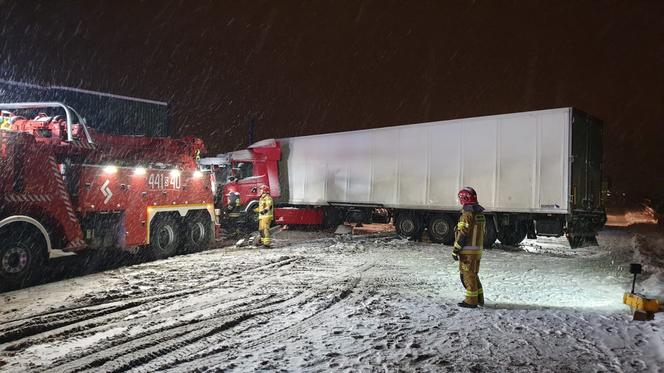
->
xmin=148 ymin=215 xmax=180 ymax=259
xmin=0 ymin=233 xmax=45 ymax=289
xmin=243 ymin=206 xmax=260 ymax=231
xmin=182 ymin=213 xmax=213 ymax=252
xmin=427 ymin=215 xmax=455 ymax=244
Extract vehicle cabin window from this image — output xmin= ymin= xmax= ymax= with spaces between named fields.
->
xmin=234 ymin=162 xmax=253 ymax=180
xmin=215 ymin=165 xmax=229 ymax=184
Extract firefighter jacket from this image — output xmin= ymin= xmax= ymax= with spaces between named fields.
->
xmin=453 ymin=204 xmax=486 ymax=255
xmin=0 ymin=117 xmax=11 ymax=131
xmin=255 ymin=194 xmax=273 ymax=220
xmin=227 ymin=191 xmax=241 ymax=211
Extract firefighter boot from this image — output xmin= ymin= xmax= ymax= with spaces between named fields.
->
xmin=458 ymin=301 xmax=478 ymax=309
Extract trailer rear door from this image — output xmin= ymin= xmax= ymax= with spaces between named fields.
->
xmin=571 ymin=110 xmax=603 ymax=211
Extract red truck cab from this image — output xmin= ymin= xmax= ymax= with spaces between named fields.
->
xmin=201 ymin=139 xmax=326 ymax=230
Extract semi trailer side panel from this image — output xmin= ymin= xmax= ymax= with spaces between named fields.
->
xmin=281 ymin=108 xmax=572 ymax=214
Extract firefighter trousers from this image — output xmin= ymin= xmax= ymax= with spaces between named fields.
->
xmin=459 ymin=254 xmax=484 ymax=306
xmin=258 ymin=217 xmax=272 ymax=247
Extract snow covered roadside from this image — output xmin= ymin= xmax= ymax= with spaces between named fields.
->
xmin=0 ymin=228 xmax=662 ymax=372
xmin=522 ymin=228 xmax=664 ymax=304
xmin=633 ymin=232 xmax=664 ymax=300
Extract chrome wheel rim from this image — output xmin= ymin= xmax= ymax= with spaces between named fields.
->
xmin=400 ymin=219 xmax=415 ymax=234
xmin=2 ymin=246 xmax=29 ymax=274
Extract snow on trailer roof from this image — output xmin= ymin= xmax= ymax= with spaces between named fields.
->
xmin=269 ymin=107 xmax=577 ymax=143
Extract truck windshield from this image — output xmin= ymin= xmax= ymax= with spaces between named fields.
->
xmin=215 ymin=165 xmax=228 ymax=184
xmin=233 ymin=162 xmax=253 ymax=180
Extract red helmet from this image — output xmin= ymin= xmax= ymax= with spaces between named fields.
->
xmin=259 ymin=184 xmax=270 ymax=195
xmin=458 ymin=187 xmax=478 ymax=205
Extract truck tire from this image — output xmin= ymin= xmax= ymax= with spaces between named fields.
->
xmin=371 ymin=208 xmax=392 ymax=224
xmin=566 ymin=234 xmax=597 ymax=248
xmin=182 ymin=213 xmax=213 ymax=252
xmin=484 ymin=219 xmax=497 ymax=248
xmin=427 ymin=215 xmax=455 ymax=244
xmin=148 ymin=215 xmax=180 ymax=259
xmin=0 ymin=233 xmax=45 ymax=289
xmin=395 ymin=212 xmax=423 ymax=239
xmin=498 ymin=223 xmax=527 ymax=246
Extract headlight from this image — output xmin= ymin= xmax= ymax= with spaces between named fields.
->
xmin=103 ymin=165 xmax=118 ymax=174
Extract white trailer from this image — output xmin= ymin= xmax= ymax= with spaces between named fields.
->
xmin=277 ymin=107 xmax=605 ymax=247
xmin=282 ymin=108 xmax=571 ymax=213
xmin=205 ymin=107 xmax=605 ymax=247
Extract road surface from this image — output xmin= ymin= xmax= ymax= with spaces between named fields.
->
xmin=0 ymin=227 xmax=662 ymax=372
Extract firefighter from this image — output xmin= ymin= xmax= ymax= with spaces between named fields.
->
xmin=453 ymin=187 xmax=486 ymax=308
xmin=254 ymin=184 xmax=273 ymax=247
xmin=226 ymin=191 xmax=242 ymax=218
xmin=0 ymin=112 xmax=13 ymax=131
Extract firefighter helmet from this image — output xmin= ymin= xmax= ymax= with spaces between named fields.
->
xmin=259 ymin=184 xmax=270 ymax=195
xmin=458 ymin=187 xmax=478 ymax=205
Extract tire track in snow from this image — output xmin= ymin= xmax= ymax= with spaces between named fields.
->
xmin=54 ymin=261 xmax=374 ymax=372
xmin=159 ymin=262 xmax=376 ymax=372
xmin=33 ymin=255 xmax=308 ymax=371
xmin=45 ymin=294 xmax=293 ymax=373
xmin=0 ymin=255 xmax=301 ymax=349
xmin=0 ymin=291 xmax=193 ymax=345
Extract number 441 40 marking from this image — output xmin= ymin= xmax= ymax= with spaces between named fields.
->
xmin=148 ymin=173 xmax=181 ymax=190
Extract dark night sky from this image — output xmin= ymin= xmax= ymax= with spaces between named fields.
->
xmin=1 ymin=0 xmax=663 ymax=198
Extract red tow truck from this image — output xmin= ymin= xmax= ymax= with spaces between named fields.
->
xmin=0 ymin=102 xmax=216 ymax=287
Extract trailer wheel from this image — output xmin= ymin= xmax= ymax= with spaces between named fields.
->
xmin=498 ymin=223 xmax=527 ymax=246
xmin=395 ymin=212 xmax=423 ymax=239
xmin=148 ymin=215 xmax=180 ymax=259
xmin=182 ymin=212 xmax=213 ymax=252
xmin=0 ymin=232 xmax=45 ymax=289
xmin=427 ymin=215 xmax=455 ymax=244
xmin=567 ymin=234 xmax=582 ymax=248
xmin=371 ymin=208 xmax=392 ymax=224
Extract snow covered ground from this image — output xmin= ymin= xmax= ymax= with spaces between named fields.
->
xmin=0 ymin=227 xmax=662 ymax=372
